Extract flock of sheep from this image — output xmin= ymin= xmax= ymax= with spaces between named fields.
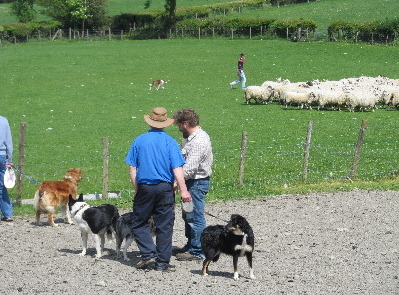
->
xmin=244 ymin=75 xmax=399 ymax=112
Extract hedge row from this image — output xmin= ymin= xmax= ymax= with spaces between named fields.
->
xmin=0 ymin=21 xmax=61 ymax=41
xmin=111 ymin=0 xmax=265 ymax=29
xmin=328 ymin=19 xmax=399 ymax=43
xmin=174 ymin=17 xmax=317 ymax=39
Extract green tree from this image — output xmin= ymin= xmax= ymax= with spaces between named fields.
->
xmin=38 ymin=0 xmax=107 ymax=30
xmin=10 ymin=0 xmax=36 ymax=23
xmin=145 ymin=0 xmax=176 ymax=37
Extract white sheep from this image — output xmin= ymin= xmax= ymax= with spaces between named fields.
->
xmin=312 ymin=89 xmax=347 ymax=110
xmin=244 ymin=86 xmax=273 ymax=104
xmin=345 ymin=90 xmax=380 ymax=112
xmin=280 ymin=90 xmax=316 ymax=109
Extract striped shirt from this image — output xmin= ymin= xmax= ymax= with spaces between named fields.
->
xmin=237 ymin=58 xmax=244 ymax=72
xmin=182 ymin=127 xmax=213 ymax=180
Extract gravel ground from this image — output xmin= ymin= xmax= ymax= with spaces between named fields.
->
xmin=1 ymin=190 xmax=398 ymax=295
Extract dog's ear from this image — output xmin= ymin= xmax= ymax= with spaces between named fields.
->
xmin=77 ymin=193 xmax=84 ymax=202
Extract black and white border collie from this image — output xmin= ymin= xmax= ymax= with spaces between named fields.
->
xmin=68 ymin=194 xmax=119 ymax=259
xmin=200 ymin=214 xmax=255 ymax=280
xmin=149 ymin=79 xmax=167 ymax=90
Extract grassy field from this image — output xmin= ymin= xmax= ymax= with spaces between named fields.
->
xmin=2 ymin=39 xmax=399 ymax=213
xmin=231 ymin=0 xmax=399 ymax=30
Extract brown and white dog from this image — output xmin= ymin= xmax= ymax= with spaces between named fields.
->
xmin=34 ymin=168 xmax=82 ymax=227
xmin=149 ymin=79 xmax=167 ymax=90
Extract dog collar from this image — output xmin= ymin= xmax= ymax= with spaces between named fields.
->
xmin=73 ymin=203 xmax=88 ymax=216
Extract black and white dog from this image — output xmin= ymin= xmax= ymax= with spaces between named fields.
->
xmin=68 ymin=194 xmax=119 ymax=259
xmin=115 ymin=212 xmax=156 ymax=261
xmin=200 ymin=214 xmax=255 ymax=280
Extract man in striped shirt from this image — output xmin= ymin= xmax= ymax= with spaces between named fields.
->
xmin=173 ymin=108 xmax=213 ymax=261
xmin=229 ymin=53 xmax=246 ymax=90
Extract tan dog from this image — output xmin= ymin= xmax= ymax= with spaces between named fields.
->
xmin=34 ymin=168 xmax=82 ymax=227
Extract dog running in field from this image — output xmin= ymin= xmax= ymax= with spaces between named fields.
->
xmin=115 ymin=212 xmax=156 ymax=261
xmin=149 ymin=79 xmax=167 ymax=90
xmin=69 ymin=194 xmax=119 ymax=259
xmin=34 ymin=168 xmax=82 ymax=227
xmin=200 ymin=214 xmax=255 ymax=280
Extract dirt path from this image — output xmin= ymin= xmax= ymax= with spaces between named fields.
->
xmin=1 ymin=190 xmax=398 ymax=294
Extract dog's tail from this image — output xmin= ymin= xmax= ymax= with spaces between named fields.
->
xmin=33 ymin=189 xmax=44 ymax=210
xmin=34 ymin=190 xmax=56 ymax=213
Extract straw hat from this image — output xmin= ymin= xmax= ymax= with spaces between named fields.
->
xmin=144 ymin=107 xmax=174 ymax=129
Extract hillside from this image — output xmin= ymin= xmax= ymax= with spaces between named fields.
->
xmin=1 ymin=0 xmax=398 ymax=29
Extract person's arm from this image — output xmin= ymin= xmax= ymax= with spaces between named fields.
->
xmin=4 ymin=119 xmax=13 ymax=164
xmin=129 ymin=166 xmax=138 ymax=194
xmin=173 ymin=166 xmax=191 ymax=202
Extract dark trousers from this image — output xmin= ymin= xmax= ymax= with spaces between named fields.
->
xmin=132 ymin=182 xmax=175 ymax=267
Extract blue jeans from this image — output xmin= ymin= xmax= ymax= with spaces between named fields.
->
xmin=183 ymin=178 xmax=210 ymax=257
xmin=0 ymin=155 xmax=13 ymax=219
xmin=132 ymin=182 xmax=175 ymax=268
xmin=230 ymin=70 xmax=246 ymax=89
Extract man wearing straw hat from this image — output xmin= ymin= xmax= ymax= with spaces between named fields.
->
xmin=125 ymin=107 xmax=191 ymax=272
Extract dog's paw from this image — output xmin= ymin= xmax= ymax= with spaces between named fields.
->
xmin=233 ymin=273 xmax=239 ymax=280
xmin=79 ymin=252 xmax=86 ymax=257
xmin=123 ymin=257 xmax=131 ymax=262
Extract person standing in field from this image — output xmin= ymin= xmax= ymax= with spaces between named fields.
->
xmin=125 ymin=107 xmax=191 ymax=272
xmin=0 ymin=116 xmax=13 ymax=222
xmin=172 ymin=108 xmax=213 ymax=261
xmin=229 ymin=53 xmax=246 ymax=90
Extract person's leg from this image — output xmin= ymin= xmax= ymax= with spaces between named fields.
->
xmin=0 ymin=156 xmax=13 ymax=219
xmin=241 ymin=71 xmax=246 ymax=89
xmin=230 ymin=72 xmax=241 ymax=87
xmin=185 ymin=178 xmax=209 ymax=258
xmin=152 ymin=182 xmax=175 ymax=269
xmin=132 ymin=184 xmax=157 ymax=261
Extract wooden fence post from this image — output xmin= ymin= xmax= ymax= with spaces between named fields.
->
xmin=350 ymin=120 xmax=368 ymax=179
xmin=102 ymin=136 xmax=109 ymax=199
xmin=302 ymin=120 xmax=313 ymax=182
xmin=108 ymin=27 xmax=112 ymax=40
xmin=16 ymin=122 xmax=27 ymax=205
xmin=238 ymin=131 xmax=248 ymax=187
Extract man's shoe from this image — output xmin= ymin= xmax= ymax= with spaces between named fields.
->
xmin=172 ymin=246 xmax=188 ymax=256
xmin=153 ymin=264 xmax=176 ymax=272
xmin=176 ymin=252 xmax=202 ymax=261
xmin=136 ymin=259 xmax=156 ymax=269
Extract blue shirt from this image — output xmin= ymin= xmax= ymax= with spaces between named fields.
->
xmin=125 ymin=129 xmax=185 ymax=184
xmin=0 ymin=116 xmax=13 ymax=163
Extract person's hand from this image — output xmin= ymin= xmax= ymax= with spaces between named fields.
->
xmin=180 ymin=190 xmax=192 ymax=203
xmin=6 ymin=163 xmax=13 ymax=169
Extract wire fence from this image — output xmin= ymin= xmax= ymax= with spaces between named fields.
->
xmin=10 ymin=120 xmax=398 ymax=204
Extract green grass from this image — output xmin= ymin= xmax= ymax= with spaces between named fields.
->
xmin=228 ymin=0 xmax=399 ymax=30
xmin=2 ymin=39 xmax=399 ymax=210
xmin=107 ymin=0 xmax=235 ymax=15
